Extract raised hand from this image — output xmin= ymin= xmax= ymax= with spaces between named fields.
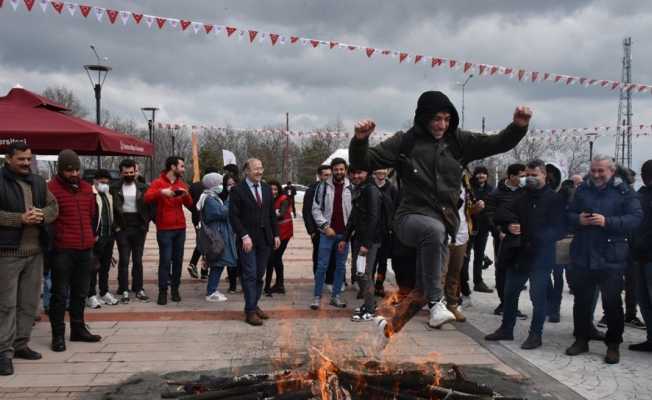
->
xmin=513 ymin=106 xmax=533 ymax=128
xmin=354 ymin=119 xmax=376 ymax=140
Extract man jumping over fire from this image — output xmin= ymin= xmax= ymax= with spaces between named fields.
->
xmin=349 ymin=90 xmax=532 ymax=351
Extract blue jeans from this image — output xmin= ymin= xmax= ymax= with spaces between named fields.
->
xmin=314 ymin=233 xmax=349 ymax=298
xmin=207 ymin=265 xmax=226 ymax=295
xmin=638 ymin=262 xmax=652 ymax=342
xmin=156 ymin=229 xmax=186 ymax=290
xmin=547 ymin=264 xmax=565 ymax=315
xmin=501 ymin=264 xmax=552 ymax=336
xmin=239 ymin=244 xmax=272 ymax=313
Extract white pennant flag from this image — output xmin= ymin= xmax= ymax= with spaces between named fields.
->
xmin=222 ymin=150 xmax=237 ymax=167
xmin=145 ymin=15 xmax=155 ymax=28
xmin=279 ymin=35 xmax=287 ymax=45
xmin=38 ymin=0 xmax=48 ymax=13
xmin=258 ymin=32 xmax=266 ymax=43
xmin=300 ymin=38 xmax=309 ymax=46
xmin=119 ymin=10 xmax=130 ymax=25
xmin=214 ymin=25 xmax=223 ymax=35
xmin=94 ymin=7 xmax=104 ymax=22
xmin=167 ymin=18 xmax=179 ymax=29
xmin=10 ymin=0 xmax=19 ymax=11
xmin=192 ymin=22 xmax=202 ymax=34
xmin=66 ymin=2 xmax=76 ymax=16
xmin=238 ymin=30 xmax=245 ymax=40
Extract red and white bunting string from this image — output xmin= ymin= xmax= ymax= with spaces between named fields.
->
xmin=4 ymin=0 xmax=652 ymax=95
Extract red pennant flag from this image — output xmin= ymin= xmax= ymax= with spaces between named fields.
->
xmin=0 ymin=1 xmax=3 ymax=8
xmin=310 ymin=39 xmax=319 ymax=48
xmin=478 ymin=64 xmax=486 ymax=75
xmin=626 ymin=84 xmax=635 ymax=92
xmin=79 ymin=4 xmax=91 ymax=17
xmin=106 ymin=9 xmax=118 ymax=24
xmin=504 ymin=67 xmax=513 ymax=76
xmin=399 ymin=53 xmax=408 ymax=63
xmin=381 ymin=49 xmax=391 ymax=55
xmin=490 ymin=65 xmax=498 ymax=75
xmin=226 ymin=27 xmax=237 ymax=36
xmin=290 ymin=36 xmax=299 ymax=44
xmin=23 ymin=0 xmax=34 ymax=11
xmin=554 ymin=75 xmax=563 ymax=83
xmin=517 ymin=69 xmax=525 ymax=81
xmin=249 ymin=30 xmax=258 ymax=42
xmin=156 ymin=17 xmax=166 ymax=29
xmin=449 ymin=60 xmax=457 ymax=69
xmin=329 ymin=41 xmax=338 ymax=49
xmin=565 ymin=76 xmax=575 ymax=85
xmin=204 ymin=24 xmax=213 ymax=34
xmin=414 ymin=55 xmax=423 ymax=64
xmin=431 ymin=58 xmax=443 ymax=67
xmin=531 ymin=72 xmax=539 ymax=82
xmin=588 ymin=79 xmax=597 ymax=86
xmin=51 ymin=1 xmax=63 ymax=13
xmin=347 ymin=45 xmax=357 ymax=51
xmin=131 ymin=12 xmax=143 ymax=23
xmin=579 ymin=77 xmax=587 ymax=85
xmin=464 ymin=62 xmax=473 ymax=74
xmin=366 ymin=48 xmax=375 ymax=57
xmin=180 ymin=20 xmax=191 ymax=31
xmin=269 ymin=33 xmax=279 ymax=45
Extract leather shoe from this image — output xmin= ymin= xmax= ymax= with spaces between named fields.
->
xmin=446 ymin=304 xmax=466 ymax=322
xmin=605 ymin=343 xmax=620 ymax=364
xmin=589 ymin=325 xmax=606 ymax=341
xmin=521 ymin=333 xmax=542 ymax=350
xmin=51 ymin=335 xmax=66 ymax=352
xmin=245 ymin=312 xmax=263 ymax=326
xmin=566 ymin=339 xmax=589 ymax=356
xmin=70 ymin=323 xmax=101 ymax=343
xmin=485 ymin=329 xmax=514 ymax=341
xmin=14 ymin=347 xmax=42 ymax=360
xmin=0 ymin=355 xmax=13 ymax=376
xmin=256 ymin=307 xmax=269 ymax=320
xmin=473 ymin=281 xmax=493 ymax=293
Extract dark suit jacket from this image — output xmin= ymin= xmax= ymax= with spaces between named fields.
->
xmin=229 ymin=180 xmax=279 ymax=247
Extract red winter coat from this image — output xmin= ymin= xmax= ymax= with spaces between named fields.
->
xmin=275 ymin=194 xmax=293 ymax=241
xmin=48 ymin=176 xmax=97 ymax=250
xmin=144 ymin=172 xmax=193 ymax=231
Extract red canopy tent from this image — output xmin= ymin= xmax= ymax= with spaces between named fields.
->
xmin=0 ymin=88 xmax=153 ymax=157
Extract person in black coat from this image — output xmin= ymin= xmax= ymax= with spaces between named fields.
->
xmin=229 ymin=158 xmax=280 ymax=326
xmin=485 ymin=159 xmax=565 ymax=350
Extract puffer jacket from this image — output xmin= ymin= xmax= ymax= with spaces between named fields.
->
xmin=568 ymin=177 xmax=643 ymax=271
xmin=311 ymin=176 xmax=352 ymax=233
xmin=201 ymin=194 xmax=237 ymax=268
xmin=144 ymin=172 xmax=193 ymax=231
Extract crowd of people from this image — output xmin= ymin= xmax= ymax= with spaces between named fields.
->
xmin=1 ymin=90 xmax=652 ymax=377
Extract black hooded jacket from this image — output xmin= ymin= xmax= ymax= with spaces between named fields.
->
xmin=345 ymin=178 xmax=382 ymax=247
xmin=349 ymin=91 xmax=527 ymax=237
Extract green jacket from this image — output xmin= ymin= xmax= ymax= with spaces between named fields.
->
xmin=349 ymin=123 xmax=527 ymax=237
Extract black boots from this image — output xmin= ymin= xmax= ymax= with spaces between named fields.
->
xmin=521 ymin=333 xmax=542 ymax=350
xmin=0 ymin=353 xmax=13 ymax=376
xmin=566 ymin=339 xmax=589 ymax=356
xmin=70 ymin=322 xmax=102 ymax=343
xmin=171 ymin=286 xmax=181 ymax=302
xmin=51 ymin=335 xmax=66 ymax=352
xmin=157 ymin=288 xmax=168 ymax=305
xmin=605 ymin=343 xmax=620 ymax=364
xmin=14 ymin=347 xmax=42 ymax=360
xmin=484 ymin=328 xmax=514 ymax=341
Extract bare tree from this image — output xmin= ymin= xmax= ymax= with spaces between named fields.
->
xmin=42 ymin=86 xmax=88 ymax=118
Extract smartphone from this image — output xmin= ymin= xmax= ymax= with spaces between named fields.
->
xmin=583 ymin=208 xmax=594 ymax=216
xmin=174 ymin=189 xmax=185 ymax=197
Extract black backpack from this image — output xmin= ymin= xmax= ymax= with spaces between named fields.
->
xmin=198 ymin=195 xmax=226 ymax=263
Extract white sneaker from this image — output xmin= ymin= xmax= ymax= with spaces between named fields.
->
xmin=86 ymin=295 xmax=102 ymax=309
xmin=461 ymin=295 xmax=473 ymax=309
xmin=372 ymin=316 xmax=390 ymax=354
xmin=428 ymin=300 xmax=456 ymax=328
xmin=101 ymin=292 xmax=119 ymax=305
xmin=205 ymin=291 xmax=228 ymax=302
xmin=325 ymin=284 xmax=333 ymax=294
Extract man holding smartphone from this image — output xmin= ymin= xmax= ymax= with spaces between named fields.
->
xmin=144 ymin=156 xmax=193 ymax=306
xmin=565 ymin=155 xmax=642 ymax=364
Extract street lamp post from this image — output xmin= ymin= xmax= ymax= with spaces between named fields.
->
xmin=586 ymin=132 xmax=597 ymax=161
xmin=141 ymin=107 xmax=159 ymax=181
xmin=457 ymin=74 xmax=474 ymax=129
xmin=83 ymin=45 xmax=111 ymax=169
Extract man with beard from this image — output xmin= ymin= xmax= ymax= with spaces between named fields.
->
xmin=311 ymin=158 xmax=352 ymax=310
xmin=0 ymin=142 xmax=58 ymax=374
xmin=48 ymin=149 xmax=102 ymax=352
xmin=485 ymin=159 xmax=565 ymax=349
xmin=466 ymin=166 xmax=494 ymax=293
xmin=565 ymin=155 xmax=642 ymax=364
xmin=145 ymin=156 xmax=193 ymax=305
xmin=349 ymin=91 xmax=531 ymax=350
xmin=111 ymin=159 xmax=151 ymax=304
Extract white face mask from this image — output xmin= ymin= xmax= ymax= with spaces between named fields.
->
xmin=518 ymin=177 xmax=527 ymax=188
xmin=96 ymin=183 xmax=110 ymax=194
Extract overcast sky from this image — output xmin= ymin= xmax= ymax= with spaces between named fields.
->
xmin=1 ymin=0 xmax=651 ymax=171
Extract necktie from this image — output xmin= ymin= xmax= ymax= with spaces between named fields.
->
xmin=253 ymin=183 xmax=262 ymax=208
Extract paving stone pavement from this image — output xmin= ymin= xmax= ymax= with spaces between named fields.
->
xmin=1 ymin=211 xmax=648 ymax=399
xmin=463 ymin=237 xmax=652 ymax=400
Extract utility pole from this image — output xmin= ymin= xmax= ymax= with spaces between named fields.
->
xmin=482 ymin=116 xmax=485 ymax=134
xmin=614 ymin=37 xmax=632 ymax=168
xmin=283 ymin=112 xmax=290 ymax=182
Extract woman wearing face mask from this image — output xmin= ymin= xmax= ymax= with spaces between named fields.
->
xmin=264 ymin=180 xmax=293 ymax=296
xmin=198 ymin=173 xmax=238 ymax=302
xmin=87 ymin=169 xmax=118 ymax=309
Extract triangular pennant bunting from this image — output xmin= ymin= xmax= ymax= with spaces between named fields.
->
xmin=310 ymin=39 xmax=319 ymax=48
xmin=23 ymin=0 xmax=35 ymax=11
xmin=290 ymin=36 xmax=299 ymax=44
xmin=94 ymin=7 xmax=104 ymax=22
xmin=192 ymin=22 xmax=201 ymax=34
xmin=269 ymin=33 xmax=279 ymax=45
xmin=180 ymin=19 xmax=191 ymax=31
xmin=10 ymin=0 xmax=20 ymax=11
xmin=156 ymin=17 xmax=166 ymax=29
xmin=464 ymin=62 xmax=473 ymax=74
xmin=132 ymin=12 xmax=143 ymax=24
xmin=366 ymin=48 xmax=375 ymax=57
xmin=167 ymin=19 xmax=179 ymax=29
xmin=119 ymin=11 xmax=130 ymax=25
xmin=38 ymin=0 xmax=47 ymax=12
xmin=66 ymin=2 xmax=75 ymax=15
xmin=204 ymin=24 xmax=213 ymax=34
xmin=144 ymin=15 xmax=155 ymax=28
xmin=414 ymin=55 xmax=423 ymax=64
xmin=106 ymin=9 xmax=118 ymax=24
xmin=79 ymin=4 xmax=90 ymax=17
xmin=248 ymin=30 xmax=258 ymax=42
xmin=226 ymin=26 xmax=237 ymax=36
xmin=50 ymin=1 xmax=63 ymax=13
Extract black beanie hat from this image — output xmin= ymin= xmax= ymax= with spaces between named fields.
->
xmin=414 ymin=91 xmax=460 ymax=133
xmin=57 ymin=149 xmax=81 ymax=172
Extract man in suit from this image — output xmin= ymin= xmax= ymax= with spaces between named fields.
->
xmin=229 ymin=158 xmax=280 ymax=326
